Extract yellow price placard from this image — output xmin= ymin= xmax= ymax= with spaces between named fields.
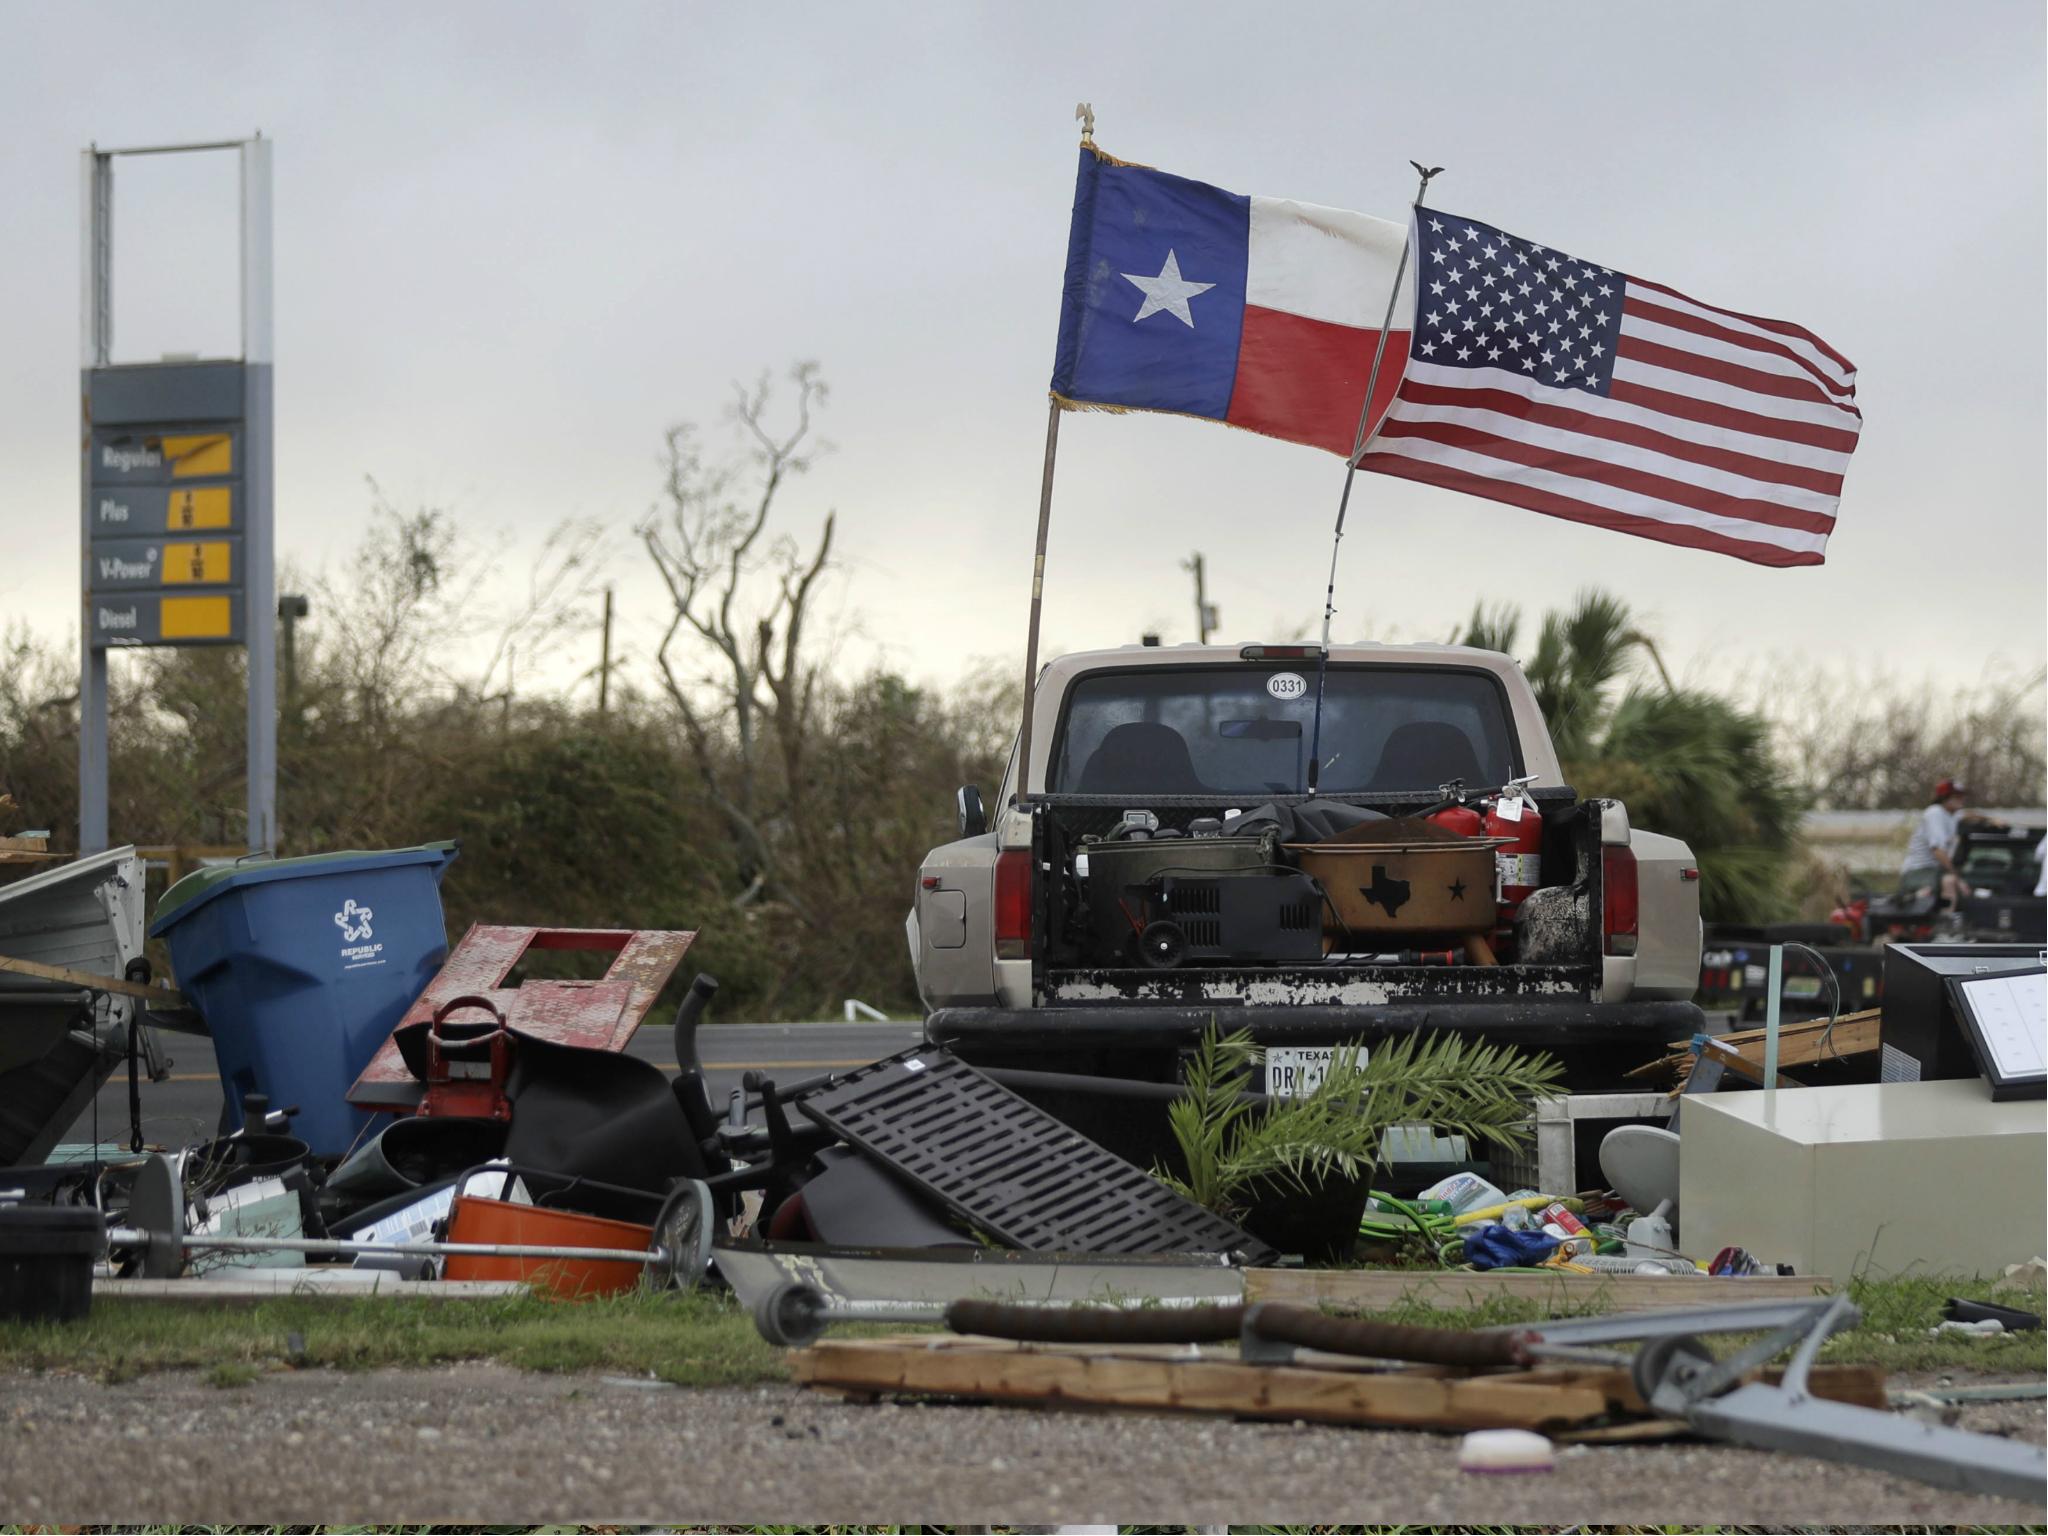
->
xmin=165 ymin=487 xmax=232 ymax=530
xmin=159 ymin=596 xmax=233 ymax=640
xmin=163 ymin=541 xmax=233 ymax=585
xmin=160 ymin=433 xmax=233 ymax=479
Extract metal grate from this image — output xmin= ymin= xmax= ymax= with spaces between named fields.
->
xmin=790 ymin=1048 xmax=1274 ymax=1263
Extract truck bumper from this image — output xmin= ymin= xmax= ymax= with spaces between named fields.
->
xmin=926 ymin=999 xmax=1703 ymax=1091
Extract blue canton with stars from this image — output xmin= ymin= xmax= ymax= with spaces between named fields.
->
xmin=1411 ymin=211 xmax=1626 ymax=396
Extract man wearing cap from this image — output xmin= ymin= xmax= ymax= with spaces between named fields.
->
xmin=1898 ymin=778 xmax=1969 ymax=913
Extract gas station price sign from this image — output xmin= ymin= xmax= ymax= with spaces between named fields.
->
xmin=84 ymin=363 xmax=245 ymax=648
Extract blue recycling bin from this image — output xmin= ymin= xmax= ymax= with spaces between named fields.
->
xmin=150 ymin=842 xmax=460 ymax=1157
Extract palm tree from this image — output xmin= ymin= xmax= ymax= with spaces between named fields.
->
xmin=1455 ymin=590 xmax=1803 ymax=923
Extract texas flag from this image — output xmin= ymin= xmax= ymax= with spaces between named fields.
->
xmin=1050 ymin=147 xmax=1413 ymax=456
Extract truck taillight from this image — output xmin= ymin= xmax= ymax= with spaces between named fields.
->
xmin=994 ymin=849 xmax=1032 ymax=960
xmin=1603 ymin=846 xmax=1639 ymax=957
xmin=1240 ymin=644 xmax=1316 ymax=660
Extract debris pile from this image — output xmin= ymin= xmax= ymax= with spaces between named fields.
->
xmin=0 ymin=841 xmax=2042 ymax=1506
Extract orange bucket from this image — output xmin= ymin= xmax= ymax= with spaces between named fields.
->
xmin=442 ymin=1194 xmax=651 ymax=1299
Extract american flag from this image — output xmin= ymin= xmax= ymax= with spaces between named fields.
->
xmin=1360 ymin=210 xmax=1860 ymax=567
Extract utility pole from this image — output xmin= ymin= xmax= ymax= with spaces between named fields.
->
xmin=1183 ymin=552 xmax=1217 ymax=643
xmin=274 ymin=592 xmax=308 ymax=852
xmin=278 ymin=594 xmax=308 ymax=714
xmin=598 ymin=585 xmax=613 ymax=717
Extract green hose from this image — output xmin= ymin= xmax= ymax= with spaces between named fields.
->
xmin=1358 ymin=1190 xmax=1465 ymax=1267
xmin=1360 ymin=1189 xmax=1602 ymax=1271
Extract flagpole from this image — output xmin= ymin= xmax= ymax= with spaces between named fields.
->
xmin=1015 ymin=397 xmax=1062 ymax=802
xmin=1304 ymin=159 xmax=1444 ymax=794
xmin=1015 ymin=104 xmax=1098 ymax=805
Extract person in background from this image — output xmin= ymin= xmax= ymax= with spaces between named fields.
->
xmin=1898 ymin=777 xmax=1969 ymax=914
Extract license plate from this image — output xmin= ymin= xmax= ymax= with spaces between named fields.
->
xmin=1264 ymin=1045 xmax=1367 ymax=1098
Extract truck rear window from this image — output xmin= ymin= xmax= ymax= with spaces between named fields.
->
xmin=1049 ymin=665 xmax=1518 ymax=797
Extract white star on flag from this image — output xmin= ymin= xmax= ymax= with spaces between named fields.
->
xmin=1122 ymin=250 xmax=1215 ymax=327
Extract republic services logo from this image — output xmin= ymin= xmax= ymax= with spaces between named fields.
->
xmin=334 ymin=899 xmax=374 ymax=943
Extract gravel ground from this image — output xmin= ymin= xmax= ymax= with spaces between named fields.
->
xmin=0 ymin=1364 xmax=2040 ymax=1527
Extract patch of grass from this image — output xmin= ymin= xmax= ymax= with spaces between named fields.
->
xmin=1822 ymin=1271 xmax=2048 ymax=1376
xmin=0 ymin=1287 xmax=783 ymax=1387
xmin=1 ymin=1270 xmax=2036 ymax=1397
xmin=1325 ymin=1271 xmax=2048 ymax=1378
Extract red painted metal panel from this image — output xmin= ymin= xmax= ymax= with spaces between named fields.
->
xmin=346 ymin=924 xmax=694 ymax=1112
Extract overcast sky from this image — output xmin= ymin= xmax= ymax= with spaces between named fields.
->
xmin=2 ymin=2 xmax=2042 ymax=707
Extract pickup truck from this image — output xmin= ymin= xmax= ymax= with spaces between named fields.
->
xmin=909 ymin=641 xmax=1707 ymax=1091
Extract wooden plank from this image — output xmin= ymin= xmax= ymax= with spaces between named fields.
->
xmin=1633 ymin=1010 xmax=1885 ymax=1084
xmin=0 ymin=953 xmax=185 ymax=1009
xmin=0 ymin=834 xmax=58 ymax=866
xmin=790 ymin=1333 xmax=1887 ymax=1442
xmin=1662 ymin=1021 xmax=1882 ymax=1096
xmin=1244 ymin=1267 xmax=1832 ymax=1313
xmin=821 ymin=1334 xmax=1441 ymax=1376
xmin=1692 ymin=1012 xmax=1879 ymax=1074
xmin=790 ymin=1336 xmax=1613 ymax=1431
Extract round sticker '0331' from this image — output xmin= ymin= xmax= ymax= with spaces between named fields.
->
xmin=1265 ymin=671 xmax=1307 ymax=701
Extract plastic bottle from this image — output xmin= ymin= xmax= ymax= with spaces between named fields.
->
xmin=1451 ymin=1195 xmax=1556 ymax=1228
xmin=1416 ymin=1172 xmax=1508 ymax=1216
xmin=1624 ymin=1199 xmax=1676 ymax=1261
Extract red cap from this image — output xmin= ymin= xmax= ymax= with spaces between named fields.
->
xmin=1935 ymin=778 xmax=1968 ymax=801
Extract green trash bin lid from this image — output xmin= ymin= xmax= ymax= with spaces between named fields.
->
xmin=150 ymin=840 xmax=460 ymax=935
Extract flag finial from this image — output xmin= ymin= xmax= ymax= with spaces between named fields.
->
xmin=1075 ymin=102 xmax=1095 ymax=145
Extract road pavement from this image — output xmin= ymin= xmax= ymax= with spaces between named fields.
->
xmin=3 ymin=1365 xmax=2040 ymax=1527
xmin=61 ymin=1019 xmax=925 ymax=1152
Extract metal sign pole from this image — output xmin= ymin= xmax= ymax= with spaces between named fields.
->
xmin=78 ymin=149 xmax=113 ymax=853
xmin=240 ymin=137 xmax=276 ymax=853
xmin=75 ymin=135 xmax=274 ymax=855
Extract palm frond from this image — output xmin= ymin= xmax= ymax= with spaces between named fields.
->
xmin=1161 ymin=1024 xmax=1565 ymax=1218
xmin=1454 ymin=601 xmax=1521 ymax=657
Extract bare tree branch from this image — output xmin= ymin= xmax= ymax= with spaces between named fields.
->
xmin=636 ymin=362 xmax=837 ymax=926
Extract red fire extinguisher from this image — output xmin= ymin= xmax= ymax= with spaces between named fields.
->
xmin=1428 ymin=783 xmax=1543 ymax=920
xmin=1485 ymin=786 xmax=1544 ymax=919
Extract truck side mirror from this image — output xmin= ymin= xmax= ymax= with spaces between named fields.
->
xmin=957 ymin=785 xmax=987 ymax=839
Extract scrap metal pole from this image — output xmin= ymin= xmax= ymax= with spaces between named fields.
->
xmin=1304 ymin=161 xmax=1442 ymax=793
xmin=108 ymin=1228 xmax=671 ymax=1267
xmin=1014 ymin=397 xmax=1062 ymax=803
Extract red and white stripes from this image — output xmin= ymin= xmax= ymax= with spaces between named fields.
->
xmin=1364 ymin=272 xmax=1859 ymax=566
